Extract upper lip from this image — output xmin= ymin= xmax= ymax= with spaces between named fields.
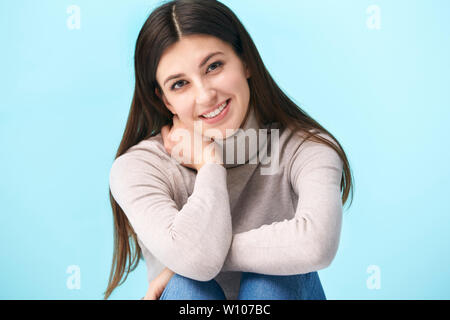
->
xmin=199 ymin=99 xmax=229 ymax=116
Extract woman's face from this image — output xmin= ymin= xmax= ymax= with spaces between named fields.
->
xmin=155 ymin=34 xmax=251 ymax=139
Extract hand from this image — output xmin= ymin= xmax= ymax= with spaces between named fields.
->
xmin=161 ymin=115 xmax=223 ymax=171
xmin=142 ymin=267 xmax=175 ymax=300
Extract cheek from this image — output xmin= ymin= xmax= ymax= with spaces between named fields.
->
xmin=231 ymin=74 xmax=250 ymax=104
xmin=217 ymin=70 xmax=249 ymax=95
xmin=170 ymin=98 xmax=194 ymax=119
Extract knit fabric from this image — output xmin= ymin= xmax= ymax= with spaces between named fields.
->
xmin=109 ymin=106 xmax=344 ymax=300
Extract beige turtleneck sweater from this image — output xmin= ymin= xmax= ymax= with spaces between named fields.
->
xmin=108 ymin=105 xmax=344 ymax=300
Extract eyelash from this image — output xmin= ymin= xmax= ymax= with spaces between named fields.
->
xmin=170 ymin=61 xmax=224 ymax=91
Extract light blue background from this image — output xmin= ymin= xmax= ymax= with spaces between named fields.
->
xmin=1 ymin=0 xmax=449 ymax=299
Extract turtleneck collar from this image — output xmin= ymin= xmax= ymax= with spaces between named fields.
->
xmin=213 ymin=104 xmax=267 ymax=169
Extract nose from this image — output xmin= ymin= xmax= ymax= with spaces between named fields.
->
xmin=194 ymin=81 xmax=217 ymax=107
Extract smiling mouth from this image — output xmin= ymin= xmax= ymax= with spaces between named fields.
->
xmin=199 ymin=99 xmax=230 ymax=119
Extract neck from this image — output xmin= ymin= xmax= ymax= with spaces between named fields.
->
xmin=213 ymin=105 xmax=265 ymax=169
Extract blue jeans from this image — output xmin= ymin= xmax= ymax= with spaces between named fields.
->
xmin=159 ymin=271 xmax=326 ymax=300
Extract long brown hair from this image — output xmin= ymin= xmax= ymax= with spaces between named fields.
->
xmin=104 ymin=0 xmax=354 ymax=299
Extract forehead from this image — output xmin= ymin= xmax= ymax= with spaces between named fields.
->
xmin=156 ymin=35 xmax=232 ymax=80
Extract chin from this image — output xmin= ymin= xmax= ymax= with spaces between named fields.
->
xmin=202 ymin=114 xmax=243 ymax=140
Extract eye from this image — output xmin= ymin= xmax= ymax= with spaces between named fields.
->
xmin=171 ymin=80 xmax=187 ymax=91
xmin=170 ymin=61 xmax=224 ymax=91
xmin=207 ymin=61 xmax=223 ymax=72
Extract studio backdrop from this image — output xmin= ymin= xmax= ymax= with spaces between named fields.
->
xmin=1 ymin=0 xmax=449 ymax=299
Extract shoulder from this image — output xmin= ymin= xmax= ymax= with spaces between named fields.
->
xmin=279 ymin=126 xmax=339 ymax=163
xmin=290 ymin=130 xmax=342 ymax=161
xmin=283 ymin=129 xmax=344 ymax=187
xmin=109 ymin=134 xmax=175 ymax=194
xmin=110 ymin=134 xmax=171 ymax=174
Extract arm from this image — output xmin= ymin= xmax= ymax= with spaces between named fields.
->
xmin=221 ymin=139 xmax=344 ymax=274
xmin=109 ymin=153 xmax=232 ymax=281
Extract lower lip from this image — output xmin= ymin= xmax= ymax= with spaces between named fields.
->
xmin=199 ymin=99 xmax=231 ymax=124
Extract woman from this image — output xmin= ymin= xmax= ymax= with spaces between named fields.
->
xmin=104 ymin=0 xmax=353 ymax=300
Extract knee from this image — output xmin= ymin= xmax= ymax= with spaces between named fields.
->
xmin=238 ymin=272 xmax=326 ymax=300
xmin=240 ymin=272 xmax=289 ymax=285
xmin=241 ymin=271 xmax=317 ymax=285
xmin=162 ymin=274 xmax=199 ymax=296
xmin=167 ymin=273 xmax=193 ymax=286
xmin=239 ymin=272 xmax=291 ymax=294
xmin=160 ymin=273 xmax=226 ymax=300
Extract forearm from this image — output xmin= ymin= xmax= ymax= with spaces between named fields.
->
xmin=221 ymin=141 xmax=344 ymax=275
xmin=221 ymin=211 xmax=341 ymax=275
xmin=146 ymin=163 xmax=232 ymax=280
xmin=110 ymin=156 xmax=232 ymax=281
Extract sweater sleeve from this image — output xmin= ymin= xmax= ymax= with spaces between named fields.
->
xmin=109 ymin=152 xmax=232 ymax=281
xmin=221 ymin=139 xmax=344 ymax=274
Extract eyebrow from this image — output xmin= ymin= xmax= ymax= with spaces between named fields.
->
xmin=163 ymin=51 xmax=224 ymax=87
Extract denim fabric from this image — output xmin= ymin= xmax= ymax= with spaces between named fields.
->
xmin=159 ymin=271 xmax=326 ymax=300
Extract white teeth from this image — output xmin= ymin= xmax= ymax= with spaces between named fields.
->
xmin=202 ymin=100 xmax=228 ymax=118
